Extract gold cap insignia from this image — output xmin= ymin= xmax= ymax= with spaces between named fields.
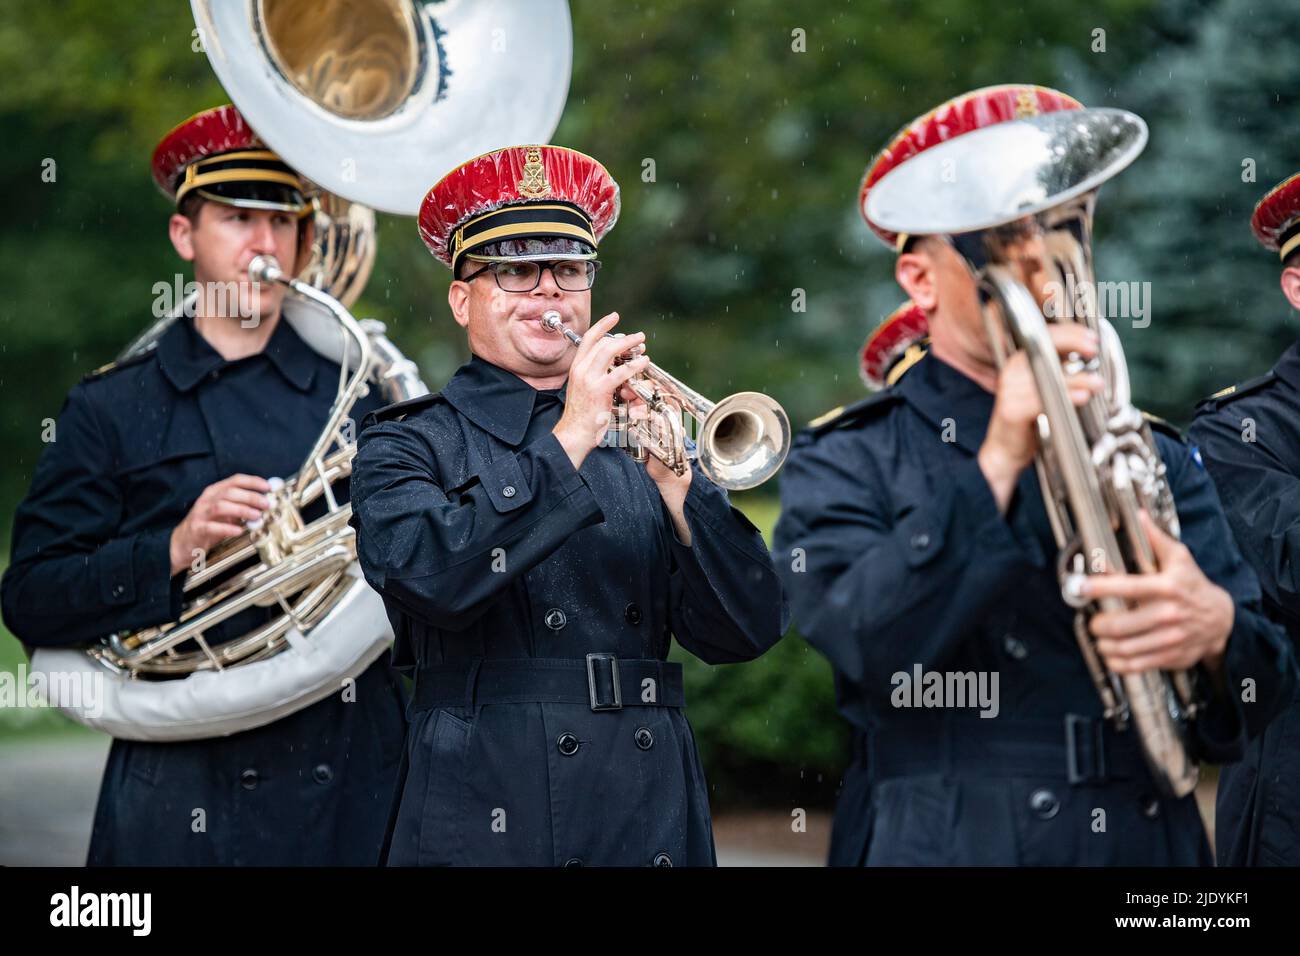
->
xmin=1014 ymin=90 xmax=1039 ymax=118
xmin=517 ymin=147 xmax=551 ymax=199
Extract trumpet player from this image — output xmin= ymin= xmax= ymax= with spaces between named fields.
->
xmin=772 ymin=85 xmax=1296 ymax=866
xmin=0 ymin=106 xmax=406 ymax=865
xmin=1188 ymin=173 xmax=1300 ymax=866
xmin=348 ymin=144 xmax=788 ymax=867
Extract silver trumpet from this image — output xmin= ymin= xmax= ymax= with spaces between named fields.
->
xmin=866 ymin=108 xmax=1201 ymax=797
xmin=541 ymin=310 xmax=790 ymax=490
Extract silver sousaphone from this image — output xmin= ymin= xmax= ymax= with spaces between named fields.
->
xmin=30 ymin=0 xmax=575 ymax=741
xmin=866 ymin=109 xmax=1202 ymax=798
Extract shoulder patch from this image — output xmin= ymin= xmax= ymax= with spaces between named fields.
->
xmin=1195 ymin=371 xmax=1276 ymax=412
xmin=80 ymin=348 xmax=153 ymax=383
xmin=806 ymin=391 xmax=902 ymax=436
xmin=1140 ymin=411 xmax=1183 ymax=442
xmin=807 ymin=405 xmax=845 ymax=429
xmin=363 ymin=391 xmax=445 ymax=427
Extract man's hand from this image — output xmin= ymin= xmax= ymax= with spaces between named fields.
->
xmin=978 ymin=323 xmax=1105 ymax=512
xmin=643 ymin=443 xmax=694 ymax=545
xmin=1083 ymin=510 xmax=1234 ymax=676
xmin=169 ymin=474 xmax=271 ymax=575
xmin=552 ymin=312 xmax=648 ymax=470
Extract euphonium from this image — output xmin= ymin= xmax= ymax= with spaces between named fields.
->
xmin=541 ymin=311 xmax=791 ymax=490
xmin=29 ymin=258 xmax=429 ymax=741
xmin=27 ymin=0 xmax=575 ymax=740
xmin=865 ymin=108 xmax=1201 ymax=797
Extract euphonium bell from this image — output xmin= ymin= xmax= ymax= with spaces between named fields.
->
xmin=541 ymin=311 xmax=791 ymax=490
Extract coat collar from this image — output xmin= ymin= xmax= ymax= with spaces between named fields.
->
xmin=441 ymin=354 xmax=567 ymax=446
xmin=157 ymin=313 xmax=317 ymax=393
xmin=893 ymin=351 xmax=994 ymax=454
xmin=1272 ymin=338 xmax=1300 ymax=391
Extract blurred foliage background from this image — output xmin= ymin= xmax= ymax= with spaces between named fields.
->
xmin=2 ymin=0 xmax=1299 ymax=807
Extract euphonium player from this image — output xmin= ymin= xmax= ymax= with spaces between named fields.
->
xmin=1189 ymin=173 xmax=1300 ymax=866
xmin=0 ymin=106 xmax=406 ymax=865
xmin=347 ymin=145 xmax=788 ymax=866
xmin=772 ymin=85 xmax=1296 ymax=866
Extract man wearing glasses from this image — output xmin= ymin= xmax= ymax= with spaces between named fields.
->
xmin=347 ymin=145 xmax=788 ymax=866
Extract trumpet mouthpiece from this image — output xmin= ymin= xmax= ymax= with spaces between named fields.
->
xmin=248 ymin=255 xmax=283 ymax=284
xmin=541 ymin=310 xmax=562 ymax=331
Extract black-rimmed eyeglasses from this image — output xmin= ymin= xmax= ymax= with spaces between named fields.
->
xmin=462 ymin=258 xmax=600 ymax=292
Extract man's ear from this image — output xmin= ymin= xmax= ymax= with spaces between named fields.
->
xmin=895 ymin=246 xmax=937 ymax=311
xmin=448 ymin=277 xmax=472 ymax=330
xmin=169 ymin=212 xmax=196 ymax=262
xmin=1281 ymin=265 xmax=1300 ymax=312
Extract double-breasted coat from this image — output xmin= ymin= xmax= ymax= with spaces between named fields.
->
xmin=2 ymin=315 xmax=406 ymax=865
xmin=349 ymin=354 xmax=789 ymax=866
xmin=1190 ymin=339 xmax=1300 ymax=865
xmin=773 ymin=352 xmax=1296 ymax=866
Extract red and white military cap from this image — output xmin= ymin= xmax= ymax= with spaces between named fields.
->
xmin=419 ymin=145 xmax=621 ymax=275
xmin=860 ymin=301 xmax=929 ymax=391
xmin=1251 ymin=173 xmax=1300 ymax=262
xmin=151 ymin=104 xmax=308 ymax=214
xmin=859 ymin=84 xmax=1084 ymax=250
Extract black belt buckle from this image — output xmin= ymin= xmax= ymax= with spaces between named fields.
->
xmin=1065 ymin=713 xmax=1107 ymax=785
xmin=586 ymin=653 xmax=622 ymax=712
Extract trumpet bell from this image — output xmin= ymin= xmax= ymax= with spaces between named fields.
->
xmin=697 ymin=392 xmax=791 ymax=491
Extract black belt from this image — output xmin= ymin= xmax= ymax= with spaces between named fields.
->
xmin=413 ymin=654 xmax=685 ymax=713
xmin=858 ymin=714 xmax=1152 ymax=786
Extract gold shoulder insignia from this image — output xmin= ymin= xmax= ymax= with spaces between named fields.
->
xmin=808 ymin=405 xmax=845 ymax=429
xmin=81 ymin=348 xmax=154 ymax=382
xmin=1197 ymin=371 xmax=1276 ymax=409
xmin=1141 ymin=410 xmax=1184 ymax=441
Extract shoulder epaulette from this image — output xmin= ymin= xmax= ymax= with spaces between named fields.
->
xmin=80 ymin=348 xmax=154 ymax=383
xmin=1141 ymin=411 xmax=1184 ymax=442
xmin=806 ymin=391 xmax=902 ymax=436
xmin=364 ymin=391 xmax=445 ymax=426
xmin=1194 ymin=371 xmax=1276 ymax=412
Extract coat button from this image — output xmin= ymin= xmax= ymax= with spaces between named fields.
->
xmin=544 ymin=608 xmax=566 ymax=630
xmin=1028 ymin=788 xmax=1059 ymax=819
xmin=652 ymin=852 xmax=673 ymax=867
xmin=1140 ymin=794 xmax=1161 ymax=819
xmin=502 ymin=485 xmax=517 ymax=498
xmin=635 ymin=727 xmax=654 ymax=750
xmin=625 ymin=603 xmax=643 ymax=625
xmin=313 ymin=763 xmax=333 ymax=785
xmin=556 ymin=732 xmax=580 ymax=756
xmin=1002 ymin=634 xmax=1028 ymax=660
xmin=563 ymin=858 xmax=583 ymax=868
xmin=909 ymin=532 xmax=931 ymax=550
xmin=240 ymin=768 xmax=259 ymax=791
